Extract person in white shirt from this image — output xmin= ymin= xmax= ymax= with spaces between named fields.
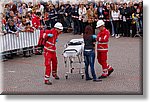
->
xmin=78 ymin=2 xmax=87 ymax=35
xmin=111 ymin=3 xmax=120 ymax=38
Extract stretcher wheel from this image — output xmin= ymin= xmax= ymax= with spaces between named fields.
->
xmin=65 ymin=75 xmax=68 ymax=79
xmin=71 ymin=68 xmax=74 ymax=73
xmin=82 ymin=75 xmax=84 ymax=79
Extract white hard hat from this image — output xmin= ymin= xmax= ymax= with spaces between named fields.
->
xmin=54 ymin=22 xmax=63 ymax=31
xmin=96 ymin=20 xmax=105 ymax=28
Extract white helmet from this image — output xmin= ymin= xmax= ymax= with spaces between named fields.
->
xmin=54 ymin=22 xmax=63 ymax=31
xmin=96 ymin=20 xmax=105 ymax=28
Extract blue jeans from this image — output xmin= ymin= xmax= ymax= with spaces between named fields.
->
xmin=84 ymin=50 xmax=97 ymax=80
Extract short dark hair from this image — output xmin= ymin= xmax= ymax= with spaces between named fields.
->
xmin=36 ymin=12 xmax=41 ymax=16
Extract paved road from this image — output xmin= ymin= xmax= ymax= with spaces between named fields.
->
xmin=2 ymin=33 xmax=143 ymax=95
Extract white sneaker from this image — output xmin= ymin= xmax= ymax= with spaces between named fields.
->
xmin=112 ymin=34 xmax=115 ymax=37
xmin=115 ymin=34 xmax=120 ymax=39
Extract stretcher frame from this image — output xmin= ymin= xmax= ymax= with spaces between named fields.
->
xmin=63 ymin=38 xmax=85 ymax=79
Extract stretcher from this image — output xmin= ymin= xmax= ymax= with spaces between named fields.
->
xmin=63 ymin=38 xmax=84 ymax=79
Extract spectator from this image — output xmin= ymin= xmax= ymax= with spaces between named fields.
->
xmin=32 ymin=12 xmax=41 ymax=29
xmin=111 ymin=3 xmax=120 ymax=38
xmin=28 ymin=2 xmax=33 ymax=9
xmin=13 ymin=16 xmax=19 ymax=27
xmin=25 ymin=22 xmax=34 ymax=33
xmin=64 ymin=4 xmax=72 ymax=28
xmin=9 ymin=11 xmax=15 ymax=20
xmin=132 ymin=8 xmax=141 ymax=37
xmin=49 ymin=4 xmax=56 ymax=28
xmin=17 ymin=2 xmax=23 ymax=15
xmin=22 ymin=3 xmax=28 ymax=17
xmin=87 ymin=3 xmax=95 ymax=34
xmin=19 ymin=18 xmax=27 ymax=32
xmin=97 ymin=1 xmax=104 ymax=20
xmin=17 ymin=13 xmax=22 ymax=24
xmin=58 ymin=5 xmax=66 ymax=31
xmin=120 ymin=3 xmax=130 ymax=37
xmin=138 ymin=2 xmax=143 ymax=34
xmin=54 ymin=4 xmax=59 ymax=22
xmin=78 ymin=2 xmax=87 ymax=35
xmin=71 ymin=4 xmax=80 ymax=34
xmin=5 ymin=19 xmax=19 ymax=36
xmin=103 ymin=3 xmax=112 ymax=35
xmin=1 ymin=14 xmax=7 ymax=33
xmin=9 ymin=1 xmax=17 ymax=14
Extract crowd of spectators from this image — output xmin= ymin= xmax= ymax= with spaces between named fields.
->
xmin=1 ymin=0 xmax=143 ymax=37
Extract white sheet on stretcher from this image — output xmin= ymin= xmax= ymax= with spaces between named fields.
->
xmin=63 ymin=38 xmax=84 ymax=57
xmin=63 ymin=45 xmax=84 ymax=57
xmin=69 ymin=38 xmax=84 ymax=43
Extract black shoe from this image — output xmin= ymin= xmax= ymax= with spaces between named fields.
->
xmin=98 ymin=75 xmax=107 ymax=79
xmin=35 ymin=52 xmax=42 ymax=55
xmin=93 ymin=79 xmax=102 ymax=82
xmin=55 ymin=76 xmax=60 ymax=80
xmin=108 ymin=69 xmax=114 ymax=76
xmin=45 ymin=81 xmax=52 ymax=85
xmin=86 ymin=77 xmax=92 ymax=81
xmin=23 ymin=55 xmax=31 ymax=57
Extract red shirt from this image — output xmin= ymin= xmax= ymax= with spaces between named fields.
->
xmin=43 ymin=28 xmax=59 ymax=52
xmin=97 ymin=28 xmax=110 ymax=52
xmin=32 ymin=15 xmax=41 ymax=29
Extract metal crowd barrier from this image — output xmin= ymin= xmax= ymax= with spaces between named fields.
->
xmin=0 ymin=30 xmax=40 ymax=55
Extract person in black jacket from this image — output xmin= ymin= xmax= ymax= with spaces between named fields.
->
xmin=64 ymin=4 xmax=72 ymax=28
xmin=120 ymin=3 xmax=130 ymax=37
xmin=71 ymin=4 xmax=80 ymax=34
xmin=103 ymin=3 xmax=111 ymax=34
xmin=5 ymin=19 xmax=19 ymax=35
xmin=97 ymin=1 xmax=104 ymax=20
xmin=83 ymin=25 xmax=102 ymax=82
xmin=49 ymin=4 xmax=56 ymax=28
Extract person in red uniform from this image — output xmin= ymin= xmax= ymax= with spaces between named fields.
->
xmin=32 ymin=12 xmax=41 ymax=29
xmin=43 ymin=22 xmax=63 ymax=85
xmin=96 ymin=20 xmax=114 ymax=79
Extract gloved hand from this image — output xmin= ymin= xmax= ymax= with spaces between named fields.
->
xmin=92 ymin=35 xmax=97 ymax=39
xmin=56 ymin=39 xmax=58 ymax=42
xmin=48 ymin=33 xmax=53 ymax=37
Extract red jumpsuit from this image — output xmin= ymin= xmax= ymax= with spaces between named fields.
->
xmin=32 ymin=14 xmax=41 ymax=29
xmin=97 ymin=27 xmax=113 ymax=77
xmin=43 ymin=28 xmax=59 ymax=82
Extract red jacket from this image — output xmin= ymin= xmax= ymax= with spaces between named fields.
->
xmin=97 ymin=28 xmax=110 ymax=52
xmin=32 ymin=15 xmax=41 ymax=29
xmin=44 ymin=12 xmax=49 ymax=21
xmin=42 ymin=28 xmax=59 ymax=52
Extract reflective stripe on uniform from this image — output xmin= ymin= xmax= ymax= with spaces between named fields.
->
xmin=99 ymin=37 xmax=101 ymax=41
xmin=102 ymin=69 xmax=108 ymax=74
xmin=43 ymin=33 xmax=46 ymax=39
xmin=46 ymin=41 xmax=55 ymax=46
xmin=84 ymin=49 xmax=92 ymax=51
xmin=108 ymin=65 xmax=112 ymax=70
xmin=97 ymin=42 xmax=108 ymax=44
xmin=103 ymin=19 xmax=110 ymax=21
xmin=104 ymin=35 xmax=107 ymax=40
xmin=97 ymin=48 xmax=108 ymax=51
xmin=45 ymin=75 xmax=50 ymax=80
xmin=44 ymin=46 xmax=56 ymax=52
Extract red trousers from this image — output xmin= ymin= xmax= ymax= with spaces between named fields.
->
xmin=97 ymin=51 xmax=109 ymax=69
xmin=44 ymin=51 xmax=57 ymax=80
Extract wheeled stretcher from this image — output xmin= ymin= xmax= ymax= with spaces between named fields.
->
xmin=63 ymin=38 xmax=84 ymax=79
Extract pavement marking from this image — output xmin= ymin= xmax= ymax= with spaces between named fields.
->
xmin=8 ymin=71 xmax=16 ymax=73
xmin=7 ymin=60 xmax=44 ymax=67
